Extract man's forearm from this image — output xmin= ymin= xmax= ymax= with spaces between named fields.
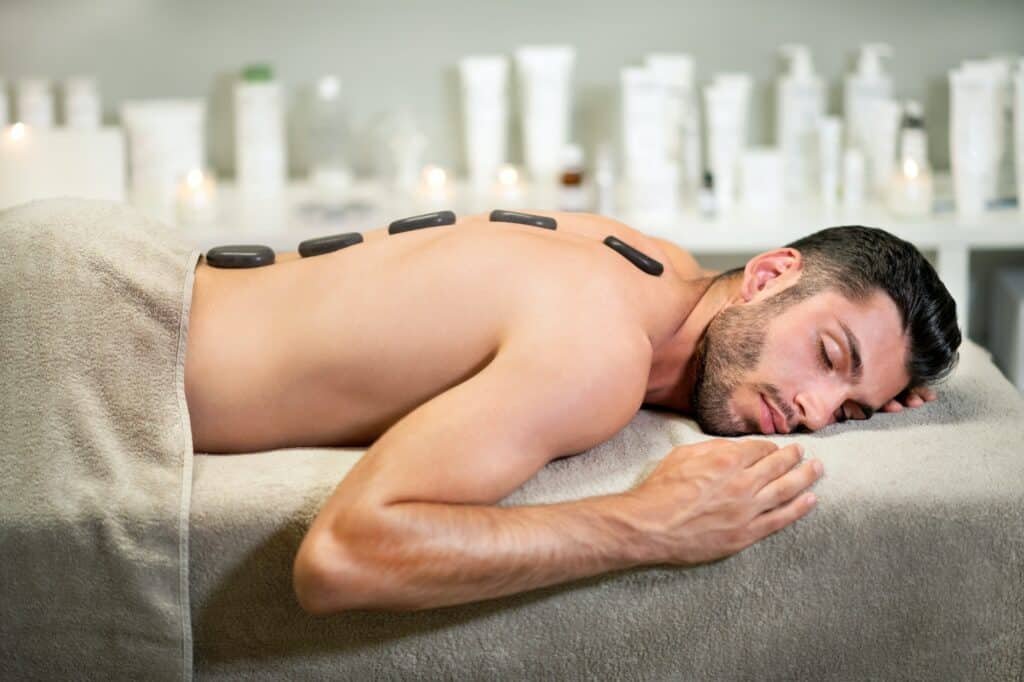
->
xmin=308 ymin=492 xmax=658 ymax=613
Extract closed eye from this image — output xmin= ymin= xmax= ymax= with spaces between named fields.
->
xmin=818 ymin=338 xmax=833 ymax=371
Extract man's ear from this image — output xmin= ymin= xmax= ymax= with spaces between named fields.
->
xmin=739 ymin=248 xmax=803 ymax=302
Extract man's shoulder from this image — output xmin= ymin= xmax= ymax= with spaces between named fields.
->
xmin=498 ymin=316 xmax=652 ymax=452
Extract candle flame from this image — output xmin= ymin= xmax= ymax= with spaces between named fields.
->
xmin=497 ymin=164 xmax=519 ymax=186
xmin=423 ymin=165 xmax=447 ymax=189
xmin=186 ymin=168 xmax=204 ymax=189
xmin=8 ymin=122 xmax=26 ymax=141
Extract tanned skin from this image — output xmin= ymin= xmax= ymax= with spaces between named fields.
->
xmin=184 ymin=210 xmax=934 ymax=614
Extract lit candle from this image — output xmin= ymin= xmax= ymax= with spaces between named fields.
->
xmin=9 ymin=121 xmax=26 ymax=142
xmin=175 ymin=167 xmax=218 ymax=227
xmin=886 ymin=157 xmax=933 ymax=218
xmin=418 ymin=164 xmax=452 ymax=204
xmin=494 ymin=163 xmax=524 ymax=204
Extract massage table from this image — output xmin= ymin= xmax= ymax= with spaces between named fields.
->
xmin=2 ymin=199 xmax=1021 ymax=680
xmin=188 ymin=338 xmax=1024 ymax=680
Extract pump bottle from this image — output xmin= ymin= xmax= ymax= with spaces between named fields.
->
xmin=776 ymin=44 xmax=826 ymax=200
xmin=844 ymin=44 xmax=893 ymax=153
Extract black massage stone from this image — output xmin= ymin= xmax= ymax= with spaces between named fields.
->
xmin=298 ymin=232 xmax=364 ymax=258
xmin=489 ymin=209 xmax=557 ymax=230
xmin=205 ymin=244 xmax=276 ymax=269
xmin=602 ymin=236 xmax=664 ymax=277
xmin=388 ymin=210 xmax=457 ymax=234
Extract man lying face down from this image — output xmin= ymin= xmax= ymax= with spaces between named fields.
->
xmin=686 ymin=226 xmax=960 ymax=436
xmin=183 ymin=211 xmax=960 ymax=615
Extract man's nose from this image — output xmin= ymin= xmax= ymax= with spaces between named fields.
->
xmin=795 ymin=384 xmax=846 ymax=431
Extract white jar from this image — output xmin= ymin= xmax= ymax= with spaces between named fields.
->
xmin=63 ymin=77 xmax=101 ymax=129
xmin=17 ymin=78 xmax=54 ymax=128
xmin=121 ymin=99 xmax=205 ymax=221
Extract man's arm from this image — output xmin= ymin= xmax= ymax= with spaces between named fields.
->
xmin=292 ymin=327 xmax=657 ymax=614
xmin=292 ymin=326 xmax=823 ymax=615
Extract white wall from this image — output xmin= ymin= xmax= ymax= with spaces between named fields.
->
xmin=2 ymin=0 xmax=1022 ymax=177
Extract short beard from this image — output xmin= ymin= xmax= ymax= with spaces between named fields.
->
xmin=691 ymin=300 xmax=773 ymax=435
xmin=690 ymin=271 xmax=826 ymax=435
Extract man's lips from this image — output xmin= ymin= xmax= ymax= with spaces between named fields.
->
xmin=758 ymin=394 xmax=775 ymax=435
xmin=759 ymin=393 xmax=791 ymax=435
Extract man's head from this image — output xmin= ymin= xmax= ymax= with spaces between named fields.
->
xmin=691 ymin=225 xmax=961 ymax=436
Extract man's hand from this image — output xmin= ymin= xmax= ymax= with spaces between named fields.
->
xmin=628 ymin=439 xmax=822 ymax=566
xmin=880 ymin=385 xmax=938 ymax=413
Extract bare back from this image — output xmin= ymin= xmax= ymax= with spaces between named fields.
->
xmin=184 ymin=211 xmax=701 ymax=453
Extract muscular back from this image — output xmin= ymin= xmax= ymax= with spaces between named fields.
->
xmin=184 ymin=211 xmax=699 ymax=454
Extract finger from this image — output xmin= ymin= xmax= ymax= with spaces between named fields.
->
xmin=746 ymin=491 xmax=818 ymax=543
xmin=882 ymin=400 xmax=903 ymax=413
xmin=905 ymin=393 xmax=924 ymax=407
xmin=753 ymin=457 xmax=823 ymax=513
xmin=732 ymin=438 xmax=783 ymax=467
xmin=744 ymin=443 xmax=803 ymax=485
xmin=919 ymin=387 xmax=937 ymax=401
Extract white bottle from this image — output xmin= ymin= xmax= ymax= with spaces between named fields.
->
xmin=514 ymin=45 xmax=575 ymax=185
xmin=593 ymin=143 xmax=617 ymax=216
xmin=306 ymin=75 xmax=352 ymax=198
xmin=234 ymin=64 xmax=286 ymax=196
xmin=645 ymin=54 xmax=702 ymax=203
xmin=843 ymin=148 xmax=866 ymax=210
xmin=698 ymin=171 xmax=717 ymax=218
xmin=818 ymin=117 xmax=842 ymax=207
xmin=776 ymin=44 xmax=826 ymax=200
xmin=844 ymin=44 xmax=893 ymax=153
xmin=63 ymin=77 xmax=101 ymax=129
xmin=459 ymin=56 xmax=509 ymax=192
xmin=16 ymin=78 xmax=54 ymax=128
xmin=0 ymin=78 xmax=8 ymax=128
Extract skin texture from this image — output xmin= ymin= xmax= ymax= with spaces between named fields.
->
xmin=183 ymin=210 xmax=935 ymax=614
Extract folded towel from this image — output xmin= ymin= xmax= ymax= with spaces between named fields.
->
xmin=0 ymin=199 xmax=200 ymax=680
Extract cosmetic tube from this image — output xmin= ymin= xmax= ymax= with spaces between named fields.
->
xmin=459 ymin=55 xmax=509 ymax=192
xmin=963 ymin=58 xmax=1013 ymax=200
xmin=950 ymin=68 xmax=999 ymax=216
xmin=645 ymin=54 xmax=702 ymax=200
xmin=514 ymin=45 xmax=575 ymax=185
xmin=740 ymin=147 xmax=784 ymax=211
xmin=703 ymin=74 xmax=751 ymax=213
xmin=621 ymin=66 xmax=669 ymax=181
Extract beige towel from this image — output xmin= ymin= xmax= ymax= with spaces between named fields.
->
xmin=0 ymin=199 xmax=200 ymax=680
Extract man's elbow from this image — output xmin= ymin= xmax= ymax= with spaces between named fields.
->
xmin=293 ymin=534 xmax=350 ymax=615
xmin=292 ymin=523 xmax=418 ymax=616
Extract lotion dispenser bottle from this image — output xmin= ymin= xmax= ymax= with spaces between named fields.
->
xmin=776 ymin=44 xmax=826 ymax=200
xmin=844 ymin=44 xmax=893 ymax=153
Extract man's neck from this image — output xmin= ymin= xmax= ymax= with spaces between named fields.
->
xmin=643 ymin=273 xmax=740 ymax=412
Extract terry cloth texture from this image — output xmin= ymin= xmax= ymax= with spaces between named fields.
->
xmin=189 ymin=339 xmax=1024 ymax=681
xmin=0 ymin=199 xmax=200 ymax=681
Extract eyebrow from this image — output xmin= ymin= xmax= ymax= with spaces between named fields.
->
xmin=838 ymin=320 xmax=863 ymax=383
